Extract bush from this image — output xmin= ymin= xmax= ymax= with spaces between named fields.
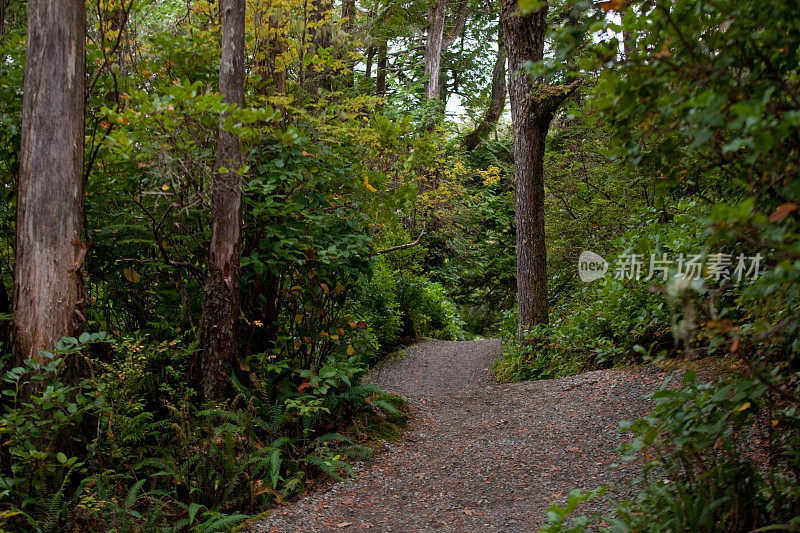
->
xmin=0 ymin=334 xmax=404 ymax=531
xmin=496 ymin=203 xmax=704 ymax=381
xmin=348 ymin=257 xmax=465 ymax=361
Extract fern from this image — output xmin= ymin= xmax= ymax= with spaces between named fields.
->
xmin=196 ymin=511 xmax=249 ymax=533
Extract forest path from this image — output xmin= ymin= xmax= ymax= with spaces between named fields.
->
xmin=251 ymin=339 xmax=668 ymax=532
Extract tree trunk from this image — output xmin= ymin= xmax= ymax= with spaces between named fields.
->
xmin=307 ymin=0 xmax=333 ymax=93
xmin=13 ymin=0 xmax=86 ymax=364
xmin=255 ymin=6 xmax=287 ymax=96
xmin=341 ymin=0 xmax=357 ymax=87
xmin=200 ymin=0 xmax=245 ymax=402
xmin=502 ymin=0 xmax=578 ymax=341
xmin=424 ymin=0 xmax=446 ymax=101
xmin=365 ymin=44 xmax=375 ymax=88
xmin=463 ymin=25 xmax=506 ymax=151
xmin=342 ymin=0 xmax=355 ymax=31
xmin=375 ymin=41 xmax=388 ymax=95
xmin=0 ymin=0 xmax=7 ymax=37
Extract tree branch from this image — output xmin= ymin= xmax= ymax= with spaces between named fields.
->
xmin=375 ymin=231 xmax=427 ymax=254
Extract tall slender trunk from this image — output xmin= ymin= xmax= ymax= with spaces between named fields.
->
xmin=0 ymin=0 xmax=7 ymax=37
xmin=256 ymin=6 xmax=287 ymax=96
xmin=341 ymin=0 xmax=357 ymax=87
xmin=463 ymin=25 xmax=506 ymax=151
xmin=376 ymin=41 xmax=388 ymax=95
xmin=200 ymin=0 xmax=245 ymax=402
xmin=307 ymin=0 xmax=333 ymax=93
xmin=424 ymin=0 xmax=446 ymax=101
xmin=13 ymin=0 xmax=86 ymax=364
xmin=501 ymin=0 xmax=577 ymax=341
xmin=342 ymin=0 xmax=355 ymax=30
xmin=365 ymin=44 xmax=375 ymax=88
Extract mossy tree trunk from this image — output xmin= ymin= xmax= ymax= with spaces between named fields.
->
xmin=501 ymin=0 xmax=578 ymax=341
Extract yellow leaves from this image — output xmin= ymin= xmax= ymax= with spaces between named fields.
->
xmin=122 ymin=268 xmax=141 ymax=283
xmin=346 ymin=345 xmax=355 ymax=356
xmin=330 ymin=334 xmax=340 ymax=340
xmin=294 ymin=313 xmax=304 ymax=323
xmin=161 ymin=184 xmax=170 ymax=192
xmin=769 ymin=202 xmax=797 ymax=223
xmin=334 ymin=284 xmax=345 ymax=295
xmin=477 ymin=165 xmax=502 ymax=187
xmin=253 ymin=320 xmax=264 ymax=327
xmin=735 ymin=402 xmax=751 ymax=413
xmin=363 ymin=176 xmax=377 ymax=192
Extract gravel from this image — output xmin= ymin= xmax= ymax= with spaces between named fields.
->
xmin=248 ymin=339 xmax=673 ymax=532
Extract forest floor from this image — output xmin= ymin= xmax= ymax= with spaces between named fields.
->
xmin=249 ymin=339 xmax=673 ymax=532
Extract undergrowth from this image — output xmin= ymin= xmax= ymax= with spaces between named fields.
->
xmin=0 ymin=334 xmax=406 ymax=531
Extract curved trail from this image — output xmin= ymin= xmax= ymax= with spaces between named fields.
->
xmin=251 ymin=339 xmax=668 ymax=532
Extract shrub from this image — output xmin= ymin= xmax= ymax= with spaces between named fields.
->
xmin=0 ymin=334 xmax=404 ymax=531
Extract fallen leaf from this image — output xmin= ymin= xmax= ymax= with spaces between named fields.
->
xmin=769 ymin=202 xmax=797 ymax=222
xmin=730 ymin=337 xmax=740 ymax=353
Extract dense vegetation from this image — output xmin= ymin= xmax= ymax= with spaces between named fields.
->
xmin=0 ymin=0 xmax=798 ymax=530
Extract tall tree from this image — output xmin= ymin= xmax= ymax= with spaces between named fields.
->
xmin=423 ymin=0 xmax=468 ymax=101
xmin=255 ymin=4 xmax=288 ymax=96
xmin=375 ymin=41 xmax=388 ymax=95
xmin=306 ymin=0 xmax=334 ymax=93
xmin=0 ymin=0 xmax=6 ymax=37
xmin=501 ymin=0 xmax=577 ymax=341
xmin=463 ymin=24 xmax=506 ymax=151
xmin=200 ymin=0 xmax=245 ymax=401
xmin=13 ymin=0 xmax=86 ymax=363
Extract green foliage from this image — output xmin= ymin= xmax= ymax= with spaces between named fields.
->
xmin=0 ymin=334 xmax=404 ymax=531
xmin=529 ymin=0 xmax=800 ymax=531
xmin=496 ymin=202 xmax=706 ymax=380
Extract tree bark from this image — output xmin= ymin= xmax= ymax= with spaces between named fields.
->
xmin=424 ymin=0 xmax=467 ymax=101
xmin=501 ymin=0 xmax=578 ymax=341
xmin=0 ymin=0 xmax=7 ymax=37
xmin=13 ymin=0 xmax=86 ymax=364
xmin=365 ymin=45 xmax=375 ymax=78
xmin=464 ymin=26 xmax=506 ymax=151
xmin=376 ymin=41 xmax=388 ymax=95
xmin=307 ymin=0 xmax=333 ymax=93
xmin=341 ymin=0 xmax=357 ymax=87
xmin=424 ymin=0 xmax=446 ymax=101
xmin=200 ymin=0 xmax=245 ymax=402
xmin=255 ymin=6 xmax=287 ymax=96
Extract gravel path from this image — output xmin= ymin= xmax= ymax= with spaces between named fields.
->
xmin=250 ymin=339 xmax=671 ymax=532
